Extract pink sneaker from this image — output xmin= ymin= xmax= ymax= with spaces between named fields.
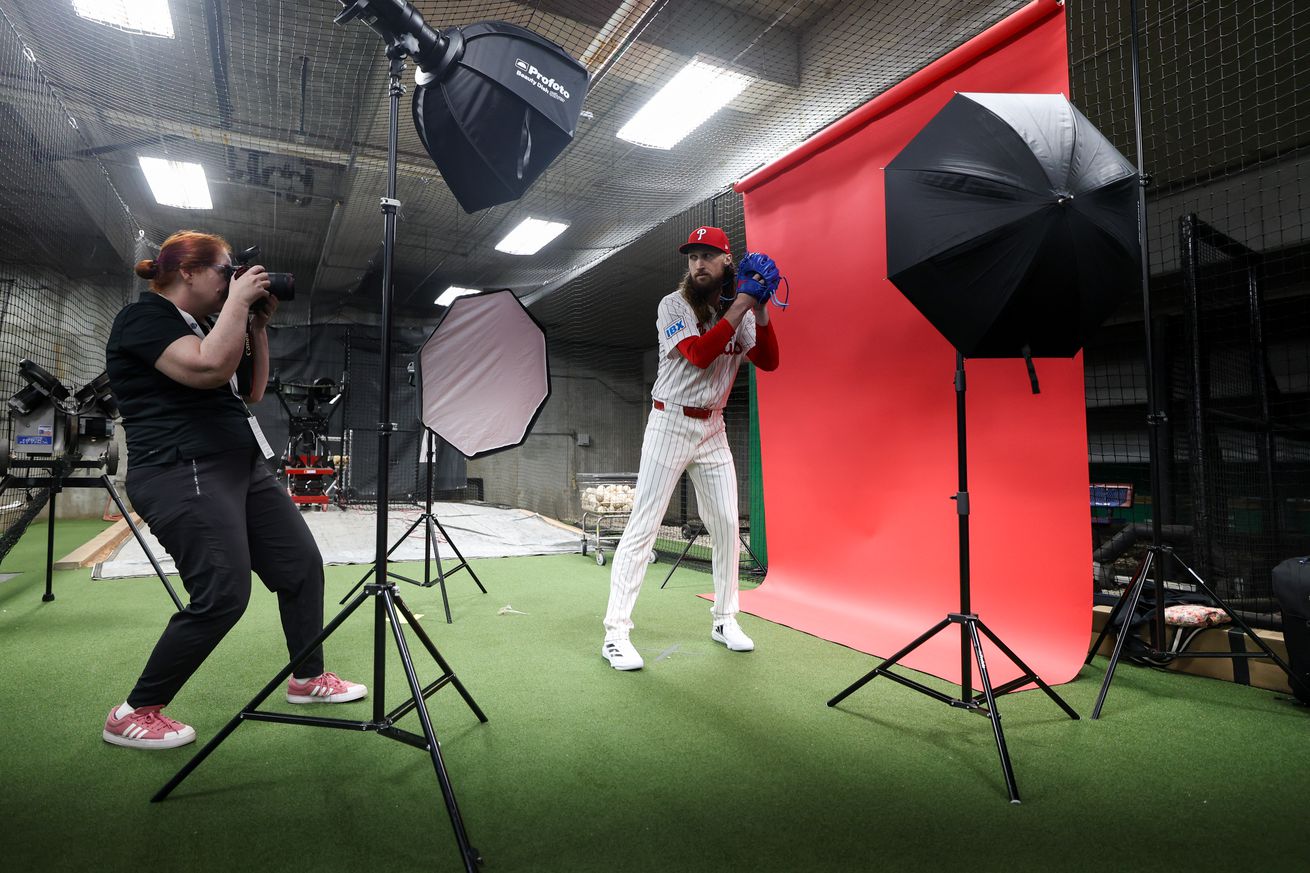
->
xmin=102 ymin=705 xmax=196 ymax=750
xmin=286 ymin=671 xmax=368 ymax=704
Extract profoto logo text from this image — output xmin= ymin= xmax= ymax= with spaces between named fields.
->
xmin=514 ymin=58 xmax=570 ymax=103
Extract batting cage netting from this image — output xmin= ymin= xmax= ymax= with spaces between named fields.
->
xmin=0 ymin=1 xmax=1305 ymax=613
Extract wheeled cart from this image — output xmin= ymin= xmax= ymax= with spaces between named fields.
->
xmin=576 ymin=473 xmax=657 ymax=567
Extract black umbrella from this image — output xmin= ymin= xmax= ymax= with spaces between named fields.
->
xmin=885 ymin=92 xmax=1140 ymax=358
xmin=412 ymin=21 xmax=589 ymax=213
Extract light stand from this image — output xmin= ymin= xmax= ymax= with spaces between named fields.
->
xmin=659 ymin=521 xmax=766 ymax=588
xmin=0 ymin=464 xmax=183 ymax=610
xmin=828 ymin=352 xmax=1079 ymax=804
xmin=152 ymin=43 xmax=487 ymax=873
xmin=1084 ymin=0 xmax=1308 ymax=716
xmin=337 ymin=427 xmax=487 ymax=623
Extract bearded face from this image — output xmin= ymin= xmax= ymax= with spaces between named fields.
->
xmin=685 ymin=247 xmax=733 ymax=301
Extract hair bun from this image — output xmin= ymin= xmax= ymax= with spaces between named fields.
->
xmin=134 ymin=258 xmax=159 ymax=279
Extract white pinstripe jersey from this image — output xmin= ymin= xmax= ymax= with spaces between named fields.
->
xmin=651 ymin=289 xmax=757 ymax=409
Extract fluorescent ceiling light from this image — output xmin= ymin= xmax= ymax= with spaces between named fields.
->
xmin=74 ymin=0 xmax=176 ymax=38
xmin=616 ymin=59 xmax=751 ymax=150
xmin=137 ymin=156 xmax=213 ymax=209
xmin=495 ymin=218 xmax=569 ymax=256
xmin=435 ymin=286 xmax=481 ymax=306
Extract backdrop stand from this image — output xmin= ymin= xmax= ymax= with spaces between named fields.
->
xmin=338 ymin=427 xmax=487 ymax=623
xmin=1083 ymin=0 xmax=1308 ymax=716
xmin=659 ymin=521 xmax=765 ymax=588
xmin=151 ymin=42 xmax=487 ymax=873
xmin=829 ymin=353 xmax=1079 ymax=804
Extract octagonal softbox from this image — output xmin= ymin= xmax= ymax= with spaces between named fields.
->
xmin=417 ymin=289 xmax=549 ymax=458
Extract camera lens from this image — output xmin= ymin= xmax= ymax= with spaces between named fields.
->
xmin=267 ymin=272 xmax=295 ymax=300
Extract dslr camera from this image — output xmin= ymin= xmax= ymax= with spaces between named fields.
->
xmin=234 ymin=245 xmax=295 ymax=301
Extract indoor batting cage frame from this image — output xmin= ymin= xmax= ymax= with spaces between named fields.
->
xmin=1083 ymin=0 xmax=1309 ymax=717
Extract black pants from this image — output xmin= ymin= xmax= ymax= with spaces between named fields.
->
xmin=125 ymin=449 xmax=325 ymax=708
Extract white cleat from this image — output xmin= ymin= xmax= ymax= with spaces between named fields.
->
xmin=601 ymin=639 xmax=644 ymax=671
xmin=712 ymin=619 xmax=755 ymax=652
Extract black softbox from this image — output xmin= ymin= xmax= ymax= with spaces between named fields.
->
xmin=413 ymin=21 xmax=589 ymax=213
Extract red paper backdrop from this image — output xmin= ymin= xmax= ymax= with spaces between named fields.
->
xmin=734 ymin=0 xmax=1089 ymax=688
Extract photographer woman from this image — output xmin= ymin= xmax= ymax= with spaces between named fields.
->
xmin=102 ymin=230 xmax=364 ymax=750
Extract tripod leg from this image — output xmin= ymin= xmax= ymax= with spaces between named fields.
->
xmin=975 ymin=620 xmax=1079 ymax=720
xmin=153 ymin=586 xmax=373 ymax=802
xmin=381 ymin=589 xmax=481 ymax=873
xmin=427 ymin=516 xmax=452 ymax=624
xmin=1175 ymin=558 xmax=1310 ymax=701
xmin=827 ymin=617 xmax=952 ymax=707
xmin=1085 ymin=558 xmax=1142 ymax=665
xmin=393 ymin=594 xmax=487 ymax=722
xmin=660 ymin=534 xmax=699 ymax=589
xmin=967 ymin=619 xmax=1020 ymax=803
xmin=43 ymin=487 xmax=57 ymax=602
xmin=432 ymin=517 xmax=487 ymax=594
xmin=339 ymin=514 xmax=425 ymax=604
xmin=101 ymin=476 xmax=185 ymax=611
xmin=739 ymin=530 xmax=765 ymax=573
xmin=1091 ymin=549 xmax=1155 ymax=719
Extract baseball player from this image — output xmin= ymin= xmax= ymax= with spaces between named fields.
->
xmin=602 ymin=225 xmax=780 ymax=670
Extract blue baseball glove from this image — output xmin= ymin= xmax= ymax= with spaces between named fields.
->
xmin=734 ymin=251 xmax=781 ymax=304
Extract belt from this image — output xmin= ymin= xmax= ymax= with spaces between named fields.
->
xmin=653 ymin=399 xmax=714 ymax=420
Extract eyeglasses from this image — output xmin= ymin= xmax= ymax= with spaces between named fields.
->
xmin=212 ymin=263 xmax=236 ymax=280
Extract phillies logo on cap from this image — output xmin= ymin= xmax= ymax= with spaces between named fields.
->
xmin=679 ymin=225 xmax=730 ymax=254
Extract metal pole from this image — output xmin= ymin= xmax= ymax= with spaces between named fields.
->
xmin=1128 ymin=0 xmax=1169 ymax=652
xmin=955 ymin=353 xmax=972 ymax=698
xmin=372 ymin=45 xmax=405 ymax=725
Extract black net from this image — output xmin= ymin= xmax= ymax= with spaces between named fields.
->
xmin=0 ymin=5 xmax=138 ymax=553
xmin=0 ymin=1 xmax=1029 ymax=561
xmin=1074 ymin=1 xmax=1310 ymax=627
xmin=3 ymin=0 xmax=1304 ymax=611
xmin=1174 ymin=215 xmax=1310 ymax=616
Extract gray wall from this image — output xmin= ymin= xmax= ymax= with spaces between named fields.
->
xmin=469 ymin=344 xmax=649 ymax=523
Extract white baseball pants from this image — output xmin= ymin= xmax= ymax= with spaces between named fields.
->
xmin=603 ymin=405 xmax=740 ymax=642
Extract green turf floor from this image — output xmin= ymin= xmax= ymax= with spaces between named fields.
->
xmin=2 ymin=519 xmax=1306 ymax=872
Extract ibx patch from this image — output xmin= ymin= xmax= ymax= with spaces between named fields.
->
xmin=663 ymin=319 xmax=686 ymax=339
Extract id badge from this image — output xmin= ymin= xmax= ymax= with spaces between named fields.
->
xmin=248 ymin=415 xmax=275 ymax=460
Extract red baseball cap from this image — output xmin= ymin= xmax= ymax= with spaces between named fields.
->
xmin=679 ymin=225 xmax=731 ymax=255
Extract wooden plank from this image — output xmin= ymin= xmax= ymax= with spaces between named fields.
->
xmin=54 ymin=514 xmax=145 ymax=570
xmin=535 ymin=513 xmax=583 ymax=536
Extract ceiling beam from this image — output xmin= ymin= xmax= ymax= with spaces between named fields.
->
xmin=0 ymin=77 xmax=444 ymax=181
xmin=537 ymin=0 xmax=800 ymax=86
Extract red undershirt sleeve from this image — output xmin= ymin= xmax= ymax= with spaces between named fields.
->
xmin=676 ymin=318 xmax=736 ymax=369
xmin=746 ymin=320 xmax=778 ymax=371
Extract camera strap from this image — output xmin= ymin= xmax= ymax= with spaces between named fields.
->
xmin=171 ymin=303 xmax=275 ymax=461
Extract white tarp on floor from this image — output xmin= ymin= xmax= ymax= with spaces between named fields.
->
xmin=94 ymin=503 xmax=582 ymax=580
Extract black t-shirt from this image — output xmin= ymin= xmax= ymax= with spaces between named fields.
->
xmin=106 ymin=292 xmax=257 ymax=467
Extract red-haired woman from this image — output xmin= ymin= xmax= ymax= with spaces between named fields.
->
xmin=101 ymin=230 xmax=365 ymax=750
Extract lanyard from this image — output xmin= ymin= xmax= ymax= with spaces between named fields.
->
xmin=168 ymin=301 xmax=274 ymax=460
xmin=170 ymin=302 xmax=242 ymax=398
